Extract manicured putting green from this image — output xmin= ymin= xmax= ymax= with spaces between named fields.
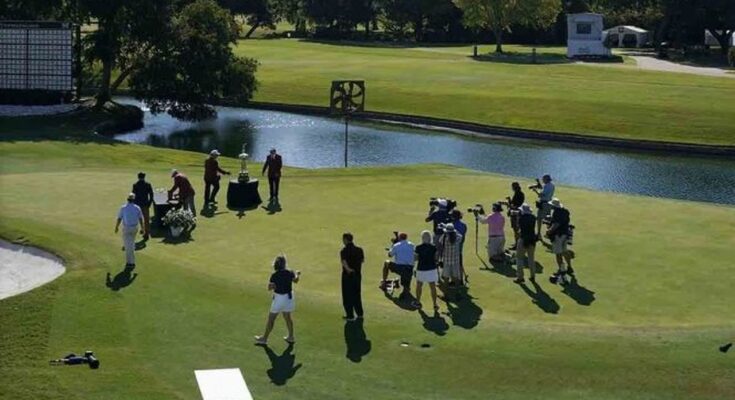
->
xmin=1 ymin=138 xmax=733 ymax=399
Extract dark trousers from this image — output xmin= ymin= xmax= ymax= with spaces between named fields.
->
xmin=342 ymin=274 xmax=363 ymax=318
xmin=204 ymin=179 xmax=220 ymax=204
xmin=268 ymin=176 xmax=280 ymax=199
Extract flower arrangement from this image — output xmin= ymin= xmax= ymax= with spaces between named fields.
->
xmin=161 ymin=208 xmax=196 ymax=230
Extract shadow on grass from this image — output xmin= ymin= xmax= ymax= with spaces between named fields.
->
xmin=262 ymin=199 xmax=283 ymax=215
xmin=470 ymin=51 xmax=572 ymax=65
xmin=561 ymin=276 xmax=596 ymax=306
xmin=160 ymin=228 xmax=195 ymax=245
xmin=438 ymin=284 xmax=482 ymax=329
xmin=481 ymin=257 xmax=517 ymax=279
xmin=105 ymin=266 xmax=137 ymax=291
xmin=383 ymin=290 xmax=417 ymax=312
xmin=300 ymin=38 xmax=469 ymax=49
xmin=418 ymin=309 xmax=449 ymax=336
xmin=228 ymin=204 xmax=261 ymax=219
xmin=200 ymin=204 xmax=229 ymax=218
xmin=344 ymin=319 xmax=371 ymax=362
xmin=518 ymin=280 xmax=559 ymax=314
xmin=260 ymin=343 xmax=302 ymax=386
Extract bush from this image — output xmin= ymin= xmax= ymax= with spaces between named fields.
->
xmin=729 ymin=47 xmax=735 ymax=67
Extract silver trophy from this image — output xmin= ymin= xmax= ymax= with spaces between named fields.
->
xmin=238 ymin=142 xmax=250 ymax=183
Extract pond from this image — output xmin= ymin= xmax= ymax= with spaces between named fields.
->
xmin=114 ymin=99 xmax=735 ymax=205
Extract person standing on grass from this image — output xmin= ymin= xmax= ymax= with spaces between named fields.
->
xmin=169 ymin=169 xmax=196 ymax=216
xmin=203 ymin=149 xmax=230 ymax=207
xmin=414 ymin=230 xmax=439 ymax=312
xmin=532 ymin=174 xmax=555 ymax=240
xmin=503 ymin=182 xmax=525 ymax=248
xmin=450 ymin=209 xmax=468 ymax=277
xmin=131 ymin=172 xmax=154 ymax=240
xmin=255 ymin=255 xmax=301 ymax=345
xmin=262 ymin=148 xmax=283 ymax=202
xmin=514 ymin=204 xmax=538 ymax=284
xmin=114 ymin=193 xmax=144 ymax=268
xmin=478 ymin=203 xmax=506 ymax=262
xmin=437 ymin=223 xmax=463 ymax=286
xmin=547 ymin=198 xmax=573 ymax=283
xmin=340 ymin=232 xmax=365 ymax=321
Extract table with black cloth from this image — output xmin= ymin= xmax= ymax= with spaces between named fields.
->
xmin=227 ymin=179 xmax=262 ymax=209
xmin=153 ymin=192 xmax=179 ymax=228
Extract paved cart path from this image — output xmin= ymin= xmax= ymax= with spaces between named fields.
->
xmin=629 ymin=55 xmax=734 ymax=78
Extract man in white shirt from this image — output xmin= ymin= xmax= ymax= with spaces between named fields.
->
xmin=532 ymin=174 xmax=556 ymax=239
xmin=115 ymin=193 xmax=144 ymax=267
xmin=381 ymin=232 xmax=415 ymax=300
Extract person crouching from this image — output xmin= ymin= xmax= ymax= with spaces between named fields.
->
xmin=255 ymin=256 xmax=301 ymax=345
xmin=382 ymin=232 xmax=415 ymax=300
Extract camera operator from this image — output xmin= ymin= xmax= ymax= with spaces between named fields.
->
xmin=477 ymin=203 xmax=506 ymax=262
xmin=501 ymin=182 xmax=525 ymax=248
xmin=425 ymin=199 xmax=451 ymax=244
xmin=450 ymin=209 xmax=468 ymax=271
xmin=531 ymin=174 xmax=555 ymax=239
xmin=382 ymin=232 xmax=415 ymax=300
xmin=546 ymin=198 xmax=573 ymax=284
xmin=514 ymin=204 xmax=537 ymax=284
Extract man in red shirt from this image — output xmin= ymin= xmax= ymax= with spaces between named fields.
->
xmin=262 ymin=148 xmax=283 ymax=202
xmin=203 ymin=149 xmax=230 ymax=206
xmin=169 ymin=169 xmax=196 ymax=216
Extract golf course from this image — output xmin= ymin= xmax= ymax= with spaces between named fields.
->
xmin=236 ymin=39 xmax=735 ymax=145
xmin=1 ymin=118 xmax=734 ymax=398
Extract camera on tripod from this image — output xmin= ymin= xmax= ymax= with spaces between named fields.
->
xmin=528 ymin=178 xmax=542 ymax=190
xmin=429 ymin=197 xmax=457 ymax=211
xmin=466 ymin=204 xmax=484 ymax=216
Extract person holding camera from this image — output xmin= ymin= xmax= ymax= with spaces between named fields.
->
xmin=340 ymin=232 xmax=365 ymax=321
xmin=547 ymin=198 xmax=573 ymax=284
xmin=514 ymin=204 xmax=538 ymax=283
xmin=531 ymin=174 xmax=555 ymax=239
xmin=502 ymin=182 xmax=525 ymax=247
xmin=437 ymin=223 xmax=464 ymax=285
xmin=478 ymin=203 xmax=506 ymax=262
xmin=414 ymin=230 xmax=439 ymax=312
xmin=425 ymin=199 xmax=450 ymax=244
xmin=382 ymin=232 xmax=415 ymax=300
xmin=255 ymin=255 xmax=300 ymax=345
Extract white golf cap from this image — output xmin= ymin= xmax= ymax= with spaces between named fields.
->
xmin=210 ymin=149 xmax=220 ymax=156
xmin=127 ymin=192 xmax=136 ymax=200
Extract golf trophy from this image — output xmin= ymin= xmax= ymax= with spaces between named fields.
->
xmin=238 ymin=142 xmax=250 ymax=183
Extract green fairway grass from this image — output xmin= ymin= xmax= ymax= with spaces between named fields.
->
xmin=1 ymin=137 xmax=733 ymax=399
xmin=234 ymin=39 xmax=735 ymax=146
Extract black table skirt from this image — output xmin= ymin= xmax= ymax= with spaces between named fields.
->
xmin=227 ymin=179 xmax=262 ymax=209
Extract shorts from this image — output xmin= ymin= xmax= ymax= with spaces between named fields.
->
xmin=487 ymin=236 xmax=506 ymax=257
xmin=416 ymin=269 xmax=439 ymax=284
xmin=537 ymin=202 xmax=552 ymax=220
xmin=552 ymin=235 xmax=568 ymax=255
xmin=270 ymin=292 xmax=295 ymax=313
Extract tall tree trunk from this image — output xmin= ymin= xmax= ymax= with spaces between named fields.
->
xmin=244 ymin=20 xmax=260 ymax=39
xmin=494 ymin=28 xmax=504 ymax=53
xmin=96 ymin=56 xmax=113 ymax=107
xmin=709 ymin=29 xmax=733 ymax=57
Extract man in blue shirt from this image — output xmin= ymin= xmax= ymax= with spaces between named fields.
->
xmin=532 ymin=174 xmax=555 ymax=239
xmin=114 ymin=193 xmax=144 ymax=267
xmin=381 ymin=232 xmax=415 ymax=300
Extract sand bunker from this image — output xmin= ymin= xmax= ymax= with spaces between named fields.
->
xmin=0 ymin=240 xmax=65 ymax=300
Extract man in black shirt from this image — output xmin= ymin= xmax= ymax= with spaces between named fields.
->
xmin=340 ymin=232 xmax=365 ymax=321
xmin=131 ymin=172 xmax=154 ymax=240
xmin=514 ymin=204 xmax=537 ymax=283
xmin=425 ymin=202 xmax=450 ymax=244
xmin=502 ymin=182 xmax=525 ymax=247
xmin=547 ymin=198 xmax=573 ymax=283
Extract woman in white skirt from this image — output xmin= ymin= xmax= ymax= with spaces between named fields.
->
xmin=414 ymin=230 xmax=439 ymax=312
xmin=255 ymin=256 xmax=301 ymax=345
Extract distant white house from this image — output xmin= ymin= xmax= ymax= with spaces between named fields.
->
xmin=704 ymin=30 xmax=735 ymax=47
xmin=567 ymin=13 xmax=612 ymax=58
xmin=603 ymin=25 xmax=649 ymax=48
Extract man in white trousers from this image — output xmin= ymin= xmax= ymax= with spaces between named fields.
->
xmin=115 ymin=193 xmax=144 ymax=268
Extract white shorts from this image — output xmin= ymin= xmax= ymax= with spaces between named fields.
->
xmin=552 ymin=235 xmax=568 ymax=254
xmin=416 ymin=269 xmax=439 ymax=283
xmin=270 ymin=293 xmax=295 ymax=313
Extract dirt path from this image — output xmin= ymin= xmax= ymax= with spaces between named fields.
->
xmin=0 ymin=240 xmax=65 ymax=300
xmin=629 ymin=55 xmax=734 ymax=78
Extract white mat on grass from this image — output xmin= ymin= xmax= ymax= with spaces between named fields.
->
xmin=195 ymin=368 xmax=253 ymax=400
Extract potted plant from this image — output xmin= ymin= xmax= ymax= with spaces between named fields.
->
xmin=161 ymin=208 xmax=196 ymax=238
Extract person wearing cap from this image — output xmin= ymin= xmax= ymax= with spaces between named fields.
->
xmin=437 ymin=223 xmax=464 ymax=285
xmin=514 ymin=203 xmax=538 ymax=283
xmin=547 ymin=198 xmax=573 ymax=281
xmin=425 ymin=200 xmax=450 ymax=244
xmin=502 ymin=182 xmax=525 ymax=247
xmin=204 ymin=150 xmax=230 ymax=207
xmin=114 ymin=193 xmax=144 ymax=267
xmin=169 ymin=169 xmax=196 ymax=216
xmin=532 ymin=174 xmax=555 ymax=239
xmin=478 ymin=203 xmax=506 ymax=262
xmin=262 ymin=148 xmax=283 ymax=202
xmin=131 ymin=172 xmax=154 ymax=240
xmin=382 ymin=232 xmax=415 ymax=300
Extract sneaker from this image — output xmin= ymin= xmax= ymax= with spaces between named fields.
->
xmin=513 ymin=278 xmax=525 ymax=284
xmin=254 ymin=335 xmax=267 ymax=345
xmin=283 ymin=336 xmax=295 ymax=344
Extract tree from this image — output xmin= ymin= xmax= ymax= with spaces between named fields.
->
xmin=218 ymin=0 xmax=278 ymax=38
xmin=129 ymin=0 xmax=258 ymax=121
xmin=453 ymin=0 xmax=560 ymax=52
xmin=698 ymin=0 xmax=735 ymax=55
